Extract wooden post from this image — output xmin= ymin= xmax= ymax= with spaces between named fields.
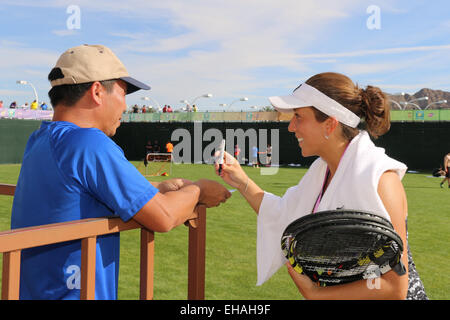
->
xmin=187 ymin=205 xmax=206 ymax=300
xmin=0 ymin=184 xmax=15 ymax=196
xmin=1 ymin=250 xmax=21 ymax=300
xmin=139 ymin=229 xmax=154 ymax=300
xmin=80 ymin=236 xmax=97 ymax=300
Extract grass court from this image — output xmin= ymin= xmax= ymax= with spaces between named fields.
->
xmin=0 ymin=162 xmax=448 ymax=299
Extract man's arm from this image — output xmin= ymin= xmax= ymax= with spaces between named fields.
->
xmin=133 ymin=179 xmax=231 ymax=232
xmin=133 ymin=184 xmax=200 ymax=232
xmin=150 ymin=178 xmax=194 ymax=194
xmin=149 ymin=181 xmax=160 ymax=189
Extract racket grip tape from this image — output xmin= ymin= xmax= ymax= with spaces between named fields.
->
xmin=392 ymin=261 xmax=407 ymax=276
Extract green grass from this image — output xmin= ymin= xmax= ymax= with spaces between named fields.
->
xmin=0 ymin=162 xmax=449 ymax=300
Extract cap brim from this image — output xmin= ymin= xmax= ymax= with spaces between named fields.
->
xmin=120 ymin=76 xmax=151 ymax=95
xmin=268 ymin=95 xmax=312 ymax=113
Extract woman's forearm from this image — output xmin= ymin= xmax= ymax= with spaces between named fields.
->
xmin=310 ymin=275 xmax=407 ymax=300
xmin=237 ymin=177 xmax=265 ymax=214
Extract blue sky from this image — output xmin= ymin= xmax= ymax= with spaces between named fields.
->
xmin=1 ymin=0 xmax=449 ymax=111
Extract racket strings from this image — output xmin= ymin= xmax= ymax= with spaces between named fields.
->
xmin=294 ymin=232 xmax=382 ymax=277
xmin=282 ymin=211 xmax=404 ymax=286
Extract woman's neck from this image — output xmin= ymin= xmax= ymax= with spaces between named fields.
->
xmin=320 ymin=138 xmax=350 ymax=180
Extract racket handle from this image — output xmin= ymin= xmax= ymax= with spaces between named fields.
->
xmin=392 ymin=261 xmax=406 ymax=276
xmin=218 ymin=164 xmax=223 ymax=174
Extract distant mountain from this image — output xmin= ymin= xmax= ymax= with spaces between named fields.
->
xmin=387 ymin=88 xmax=449 ymax=110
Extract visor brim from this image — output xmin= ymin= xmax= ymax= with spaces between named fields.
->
xmin=269 ymin=95 xmax=313 ymax=113
xmin=120 ymin=76 xmax=151 ymax=95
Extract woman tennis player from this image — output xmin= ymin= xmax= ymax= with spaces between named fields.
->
xmin=215 ymin=72 xmax=427 ymax=300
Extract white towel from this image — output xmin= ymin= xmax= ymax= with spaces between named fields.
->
xmin=256 ymin=131 xmax=407 ymax=286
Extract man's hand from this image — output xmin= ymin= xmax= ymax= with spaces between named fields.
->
xmin=194 ymin=179 xmax=231 ymax=208
xmin=156 ymin=178 xmax=193 ymax=194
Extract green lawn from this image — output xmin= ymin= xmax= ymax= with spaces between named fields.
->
xmin=0 ymin=162 xmax=449 ymax=300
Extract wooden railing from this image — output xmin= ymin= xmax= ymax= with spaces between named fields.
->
xmin=0 ymin=183 xmax=206 ymax=300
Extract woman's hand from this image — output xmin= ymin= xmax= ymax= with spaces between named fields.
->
xmin=285 ymin=262 xmax=319 ymax=300
xmin=214 ymin=151 xmax=248 ymax=189
xmin=215 ymin=150 xmax=265 ymax=214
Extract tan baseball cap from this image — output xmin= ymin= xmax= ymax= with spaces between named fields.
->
xmin=49 ymin=44 xmax=150 ymax=94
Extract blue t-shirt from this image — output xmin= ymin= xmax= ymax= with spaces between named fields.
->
xmin=11 ymin=121 xmax=159 ymax=300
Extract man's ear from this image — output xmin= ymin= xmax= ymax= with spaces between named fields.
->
xmin=89 ymin=81 xmax=104 ymax=106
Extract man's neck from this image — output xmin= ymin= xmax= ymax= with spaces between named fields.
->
xmin=52 ymin=105 xmax=97 ymax=129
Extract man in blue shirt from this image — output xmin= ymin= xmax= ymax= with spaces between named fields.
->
xmin=40 ymin=102 xmax=48 ymax=110
xmin=11 ymin=44 xmax=231 ymax=300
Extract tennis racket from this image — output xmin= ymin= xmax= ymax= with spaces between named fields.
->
xmin=281 ymin=210 xmax=406 ymax=287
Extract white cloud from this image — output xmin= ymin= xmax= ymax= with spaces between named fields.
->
xmin=51 ymin=29 xmax=78 ymax=36
xmin=104 ymin=0 xmax=365 ymax=106
xmin=0 ymin=89 xmax=29 ymax=96
xmin=1 ymin=0 xmax=449 ymax=108
xmin=295 ymin=44 xmax=450 ymax=59
xmin=0 ymin=45 xmax=57 ymax=69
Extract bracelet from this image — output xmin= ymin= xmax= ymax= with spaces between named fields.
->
xmin=243 ymin=176 xmax=249 ymax=193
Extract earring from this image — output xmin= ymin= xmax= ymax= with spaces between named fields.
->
xmin=324 ymin=135 xmax=329 ymax=140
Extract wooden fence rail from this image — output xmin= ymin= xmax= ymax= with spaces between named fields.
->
xmin=0 ymin=183 xmax=206 ymax=300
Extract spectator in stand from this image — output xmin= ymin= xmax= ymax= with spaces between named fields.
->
xmin=167 ymin=105 xmax=173 ymax=113
xmin=145 ymin=140 xmax=153 ymax=154
xmin=144 ymin=140 xmax=153 ymax=167
xmin=163 ymin=105 xmax=167 ymax=113
xmin=10 ymin=101 xmax=17 ymax=109
xmin=142 ymin=105 xmax=147 ymax=113
xmin=251 ymin=145 xmax=259 ymax=168
xmin=132 ymin=104 xmax=139 ymax=113
xmin=21 ymin=102 xmax=29 ymax=109
xmin=153 ymin=140 xmax=161 ymax=153
xmin=234 ymin=144 xmax=241 ymax=162
xmin=30 ymin=100 xmax=38 ymax=110
xmin=266 ymin=144 xmax=272 ymax=166
xmin=0 ymin=100 xmax=3 ymax=108
xmin=166 ymin=141 xmax=174 ymax=153
xmin=40 ymin=102 xmax=48 ymax=110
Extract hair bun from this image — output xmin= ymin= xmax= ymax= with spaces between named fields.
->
xmin=359 ymin=86 xmax=390 ymax=138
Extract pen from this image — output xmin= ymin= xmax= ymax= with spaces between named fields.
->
xmin=218 ymin=139 xmax=225 ymax=174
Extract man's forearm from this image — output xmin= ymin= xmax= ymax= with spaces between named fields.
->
xmin=150 ymin=181 xmax=160 ymax=189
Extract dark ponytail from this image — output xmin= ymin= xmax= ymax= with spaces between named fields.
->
xmin=359 ymin=86 xmax=390 ymax=139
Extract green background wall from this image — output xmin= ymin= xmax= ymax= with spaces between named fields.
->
xmin=1 ymin=119 xmax=449 ymax=170
xmin=0 ymin=119 xmax=41 ymax=164
xmin=113 ymin=121 xmax=450 ymax=170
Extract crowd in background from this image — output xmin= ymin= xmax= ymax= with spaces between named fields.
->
xmin=0 ymin=99 xmax=202 ymax=116
xmin=128 ymin=104 xmax=198 ymax=114
xmin=0 ymin=100 xmax=50 ymax=111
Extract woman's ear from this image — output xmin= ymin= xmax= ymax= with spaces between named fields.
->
xmin=325 ymin=117 xmax=339 ymax=137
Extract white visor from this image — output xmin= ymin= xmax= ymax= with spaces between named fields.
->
xmin=269 ymin=83 xmax=360 ymax=128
